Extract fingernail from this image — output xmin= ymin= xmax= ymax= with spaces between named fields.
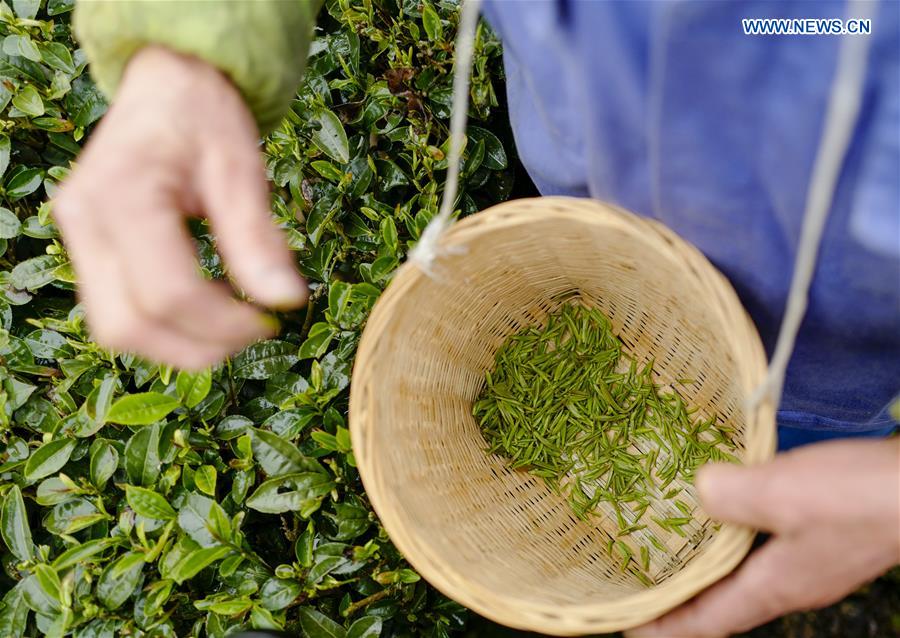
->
xmin=257 ymin=267 xmax=307 ymax=308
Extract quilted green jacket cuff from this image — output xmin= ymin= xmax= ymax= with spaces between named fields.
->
xmin=73 ymin=0 xmax=321 ymax=133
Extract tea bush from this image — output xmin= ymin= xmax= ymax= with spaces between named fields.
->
xmin=0 ymin=1 xmax=514 ymax=636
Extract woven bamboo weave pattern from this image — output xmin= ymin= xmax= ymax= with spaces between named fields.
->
xmin=350 ymin=197 xmax=776 ymax=635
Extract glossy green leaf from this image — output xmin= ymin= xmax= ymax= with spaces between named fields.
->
xmin=298 ymin=322 xmax=336 ymax=360
xmin=126 ymin=485 xmax=176 ymax=520
xmin=297 ymin=607 xmax=347 ymax=638
xmin=89 ymin=439 xmax=118 ymax=489
xmin=250 ymin=428 xmax=325 ymax=476
xmin=259 ymin=577 xmax=301 ymax=611
xmin=33 ymin=563 xmax=63 ymax=607
xmin=64 ymin=76 xmax=107 ymax=128
xmin=177 ymin=493 xmax=227 ymax=547
xmin=1 ymin=485 xmax=33 ymax=561
xmin=0 ymin=582 xmax=28 ymax=638
xmin=310 ymin=107 xmax=350 ymax=164
xmin=24 ymin=438 xmax=75 ymax=481
xmin=467 ymin=126 xmax=508 ymax=170
xmin=12 ymin=0 xmax=40 ymax=19
xmin=44 ymin=497 xmax=104 ymax=535
xmin=11 ymin=84 xmax=44 ymax=117
xmin=3 ymin=34 xmax=40 ymax=61
xmin=0 ymin=207 xmax=20 ymax=238
xmin=0 ymin=135 xmax=10 ymax=179
xmin=167 ymin=545 xmax=231 ymax=585
xmin=51 ymin=538 xmax=113 ymax=571
xmin=10 ymin=254 xmax=57 ymax=290
xmin=124 ymin=424 xmax=160 ymax=486
xmin=38 ymin=42 xmax=75 ymax=74
xmin=97 ymin=552 xmax=144 ymax=610
xmin=421 ymin=1 xmax=443 ymax=41
xmin=347 ymin=616 xmax=383 ymax=638
xmin=232 ymin=340 xmax=298 ymax=380
xmin=175 ymin=368 xmax=211 ymax=408
xmin=24 ymin=329 xmax=72 ymax=360
xmin=246 ymin=472 xmax=335 ymax=514
xmin=214 ymin=414 xmax=253 ymax=440
xmin=107 ymin=392 xmax=179 ymax=425
xmin=194 ymin=465 xmax=217 ymax=496
xmin=35 ymin=476 xmax=79 ymax=505
xmin=5 ymin=167 xmax=44 ymax=200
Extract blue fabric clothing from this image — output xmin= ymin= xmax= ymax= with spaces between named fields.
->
xmin=482 ymin=0 xmax=899 ymax=450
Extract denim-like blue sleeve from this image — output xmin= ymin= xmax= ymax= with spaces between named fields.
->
xmin=483 ymin=0 xmax=899 ymax=447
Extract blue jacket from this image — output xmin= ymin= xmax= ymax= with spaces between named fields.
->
xmin=483 ymin=0 xmax=899 ymax=449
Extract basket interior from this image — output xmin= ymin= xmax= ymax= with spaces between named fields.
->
xmin=353 ymin=202 xmax=760 ymax=623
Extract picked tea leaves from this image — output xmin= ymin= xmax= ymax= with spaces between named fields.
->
xmin=473 ymin=303 xmax=739 ymax=584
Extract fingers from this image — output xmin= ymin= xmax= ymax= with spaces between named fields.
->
xmin=628 ymin=539 xmax=795 ymax=638
xmin=198 ymin=105 xmax=307 ymax=309
xmin=696 ymin=439 xmax=900 ymax=534
xmin=54 ymin=196 xmax=232 ymax=369
xmin=695 ymin=462 xmax=797 ymax=532
xmin=100 ymin=195 xmax=274 ymax=348
xmin=55 ymin=184 xmax=275 ymax=368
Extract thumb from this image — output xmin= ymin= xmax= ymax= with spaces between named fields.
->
xmin=696 ymin=462 xmax=799 ymax=533
xmin=199 ymin=120 xmax=307 ymax=309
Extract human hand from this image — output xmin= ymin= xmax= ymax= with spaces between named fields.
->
xmin=629 ymin=438 xmax=900 ymax=638
xmin=54 ymin=46 xmax=306 ymax=369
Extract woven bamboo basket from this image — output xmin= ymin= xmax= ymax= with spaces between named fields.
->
xmin=349 ymin=196 xmax=776 ymax=635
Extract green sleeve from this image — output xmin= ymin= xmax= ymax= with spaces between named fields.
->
xmin=73 ymin=0 xmax=322 ymax=133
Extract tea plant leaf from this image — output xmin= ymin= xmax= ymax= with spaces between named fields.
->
xmin=421 ymin=1 xmax=443 ymax=41
xmin=166 ymin=545 xmax=231 ymax=584
xmin=125 ymin=485 xmax=176 ymax=520
xmin=1 ymin=485 xmax=33 ymax=561
xmin=5 ymin=167 xmax=44 ymax=200
xmin=64 ymin=76 xmax=107 ymax=127
xmin=232 ymin=339 xmax=298 ymax=380
xmin=97 ymin=552 xmax=144 ymax=610
xmin=0 ymin=135 xmax=10 ymax=179
xmin=250 ymin=428 xmax=325 ymax=476
xmin=309 ymin=106 xmax=350 ymax=163
xmin=177 ymin=493 xmax=227 ymax=547
xmin=51 ymin=538 xmax=113 ymax=571
xmin=10 ymin=254 xmax=58 ymax=290
xmin=297 ymin=606 xmax=347 ymax=638
xmin=259 ymin=577 xmax=302 ymax=611
xmin=467 ymin=126 xmax=508 ymax=170
xmin=246 ymin=472 xmax=335 ymax=514
xmin=38 ymin=42 xmax=76 ymax=74
xmin=3 ymin=34 xmax=40 ymax=61
xmin=194 ymin=464 xmax=217 ymax=496
xmin=12 ymin=0 xmax=40 ymax=20
xmin=106 ymin=392 xmax=179 ymax=425
xmin=347 ymin=616 xmax=383 ymax=638
xmin=124 ymin=424 xmax=161 ymax=486
xmin=24 ymin=438 xmax=75 ymax=481
xmin=0 ymin=582 xmax=28 ymax=638
xmin=89 ymin=439 xmax=118 ymax=489
xmin=175 ymin=368 xmax=211 ymax=408
xmin=298 ymin=322 xmax=336 ymax=360
xmin=11 ymin=84 xmax=44 ymax=116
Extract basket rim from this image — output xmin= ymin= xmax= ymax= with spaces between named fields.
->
xmin=349 ymin=196 xmax=777 ymax=635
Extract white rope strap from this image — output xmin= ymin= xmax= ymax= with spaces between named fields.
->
xmin=408 ymin=0 xmax=483 ymax=274
xmin=747 ymin=0 xmax=875 ymax=411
